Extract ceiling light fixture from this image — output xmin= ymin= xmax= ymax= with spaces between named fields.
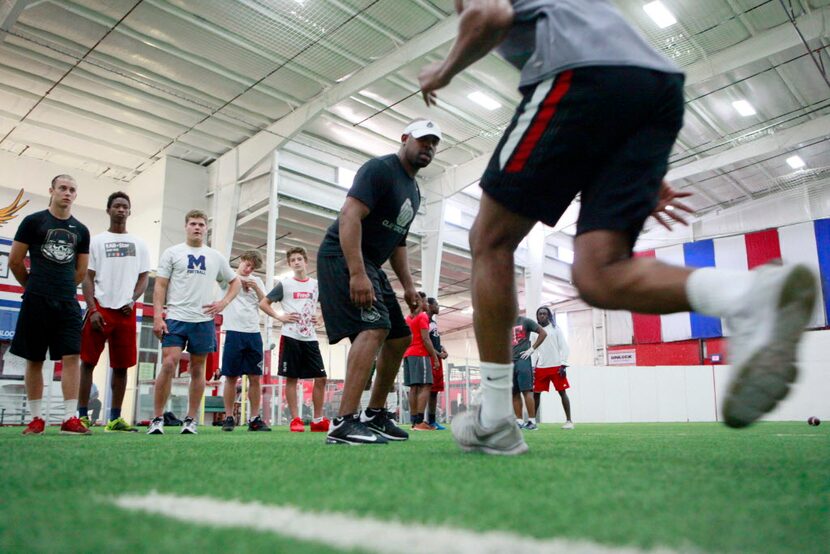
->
xmin=467 ymin=91 xmax=501 ymax=111
xmin=732 ymin=100 xmax=757 ymax=117
xmin=643 ymin=1 xmax=677 ymax=29
xmin=786 ymin=155 xmax=806 ymax=169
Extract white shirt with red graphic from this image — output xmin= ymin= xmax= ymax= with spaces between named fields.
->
xmin=266 ymin=276 xmax=318 ymax=341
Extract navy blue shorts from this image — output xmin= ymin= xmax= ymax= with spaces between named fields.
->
xmin=221 ymin=331 xmax=264 ymax=377
xmin=481 ymin=67 xmax=685 ymax=246
xmin=162 ymin=319 xmax=216 ymax=355
xmin=512 ymin=357 xmax=534 ymax=394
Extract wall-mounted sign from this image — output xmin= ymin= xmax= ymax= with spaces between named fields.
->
xmin=608 ymin=349 xmax=637 ymax=366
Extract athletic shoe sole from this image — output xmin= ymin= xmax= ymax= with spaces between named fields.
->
xmin=457 ymin=441 xmax=530 ymax=456
xmin=723 ymin=265 xmax=817 ymax=428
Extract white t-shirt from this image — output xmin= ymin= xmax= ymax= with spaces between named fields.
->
xmin=156 ymin=243 xmax=236 ymax=323
xmin=222 ymin=274 xmax=265 ymax=333
xmin=266 ymin=276 xmax=318 ymax=341
xmin=532 ymin=323 xmax=569 ymax=368
xmin=89 ymin=231 xmax=151 ymax=309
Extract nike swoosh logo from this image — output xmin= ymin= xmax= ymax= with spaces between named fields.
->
xmin=486 ymin=375 xmax=507 ymax=381
xmin=347 ymin=433 xmax=377 ymax=442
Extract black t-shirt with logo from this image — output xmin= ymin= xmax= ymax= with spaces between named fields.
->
xmin=319 ymin=154 xmax=420 ymax=267
xmin=13 ymin=209 xmax=90 ymax=300
xmin=429 ymin=315 xmax=442 ymax=352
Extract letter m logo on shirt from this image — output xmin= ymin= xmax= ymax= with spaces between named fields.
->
xmin=187 ymin=254 xmax=206 ymax=270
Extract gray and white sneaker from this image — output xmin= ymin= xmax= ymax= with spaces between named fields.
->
xmin=181 ymin=417 xmax=198 ymax=435
xmin=561 ymin=421 xmax=574 ymax=430
xmin=523 ymin=421 xmax=539 ymax=431
xmin=722 ymin=263 xmax=817 ymax=428
xmin=147 ymin=417 xmax=164 ymax=435
xmin=452 ymin=404 xmax=529 ymax=456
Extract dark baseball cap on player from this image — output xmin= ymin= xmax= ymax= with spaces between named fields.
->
xmin=404 ymin=119 xmax=442 ymax=141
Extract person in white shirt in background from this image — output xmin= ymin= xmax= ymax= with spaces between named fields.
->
xmin=219 ymin=250 xmax=271 ymax=432
xmin=260 ymin=246 xmax=330 ymax=433
xmin=531 ymin=307 xmax=573 ymax=429
xmin=79 ymin=191 xmax=150 ymax=432
xmin=148 ymin=209 xmax=240 ymax=435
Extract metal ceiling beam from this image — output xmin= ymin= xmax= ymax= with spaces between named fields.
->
xmin=12 ymin=23 xmax=271 ymax=127
xmin=213 ymin=14 xmax=458 ymax=182
xmin=0 ymin=0 xmax=33 ymax=41
xmin=666 ymin=114 xmax=830 ymax=182
xmin=50 ymin=0 xmax=304 ymax=107
xmin=684 ymin=6 xmax=830 ymax=86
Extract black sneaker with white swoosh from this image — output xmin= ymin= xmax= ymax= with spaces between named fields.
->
xmin=326 ymin=414 xmax=388 ymax=445
xmin=361 ymin=408 xmax=409 ymax=441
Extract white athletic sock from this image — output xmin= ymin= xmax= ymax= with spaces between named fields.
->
xmin=479 ymin=362 xmax=513 ymax=428
xmin=529 ymin=417 xmax=536 ymax=424
xmin=516 ymin=418 xmax=523 ymax=425
xmin=313 ymin=417 xmax=323 ymax=423
xmin=29 ymin=399 xmax=42 ymax=419
xmin=64 ymin=399 xmax=78 ymax=421
xmin=686 ymin=267 xmax=755 ymax=318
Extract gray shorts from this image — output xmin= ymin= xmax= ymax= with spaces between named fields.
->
xmin=513 ymin=357 xmax=533 ymax=393
xmin=403 ymin=356 xmax=433 ymax=386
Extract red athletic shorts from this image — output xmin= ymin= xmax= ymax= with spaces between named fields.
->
xmin=80 ymin=306 xmax=137 ymax=368
xmin=431 ymin=358 xmax=444 ymax=393
xmin=534 ymin=366 xmax=569 ymax=393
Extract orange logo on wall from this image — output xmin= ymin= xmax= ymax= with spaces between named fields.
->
xmin=0 ymin=189 xmax=28 ymax=226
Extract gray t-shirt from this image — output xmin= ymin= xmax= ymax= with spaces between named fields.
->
xmin=498 ymin=0 xmax=682 ymax=88
xmin=511 ymin=316 xmax=541 ymax=361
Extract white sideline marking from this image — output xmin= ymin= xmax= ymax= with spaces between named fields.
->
xmin=112 ymin=492 xmax=688 ymax=554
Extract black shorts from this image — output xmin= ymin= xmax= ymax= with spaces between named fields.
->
xmin=317 ymin=254 xmax=410 ymax=345
xmin=481 ymin=66 xmax=685 ymax=245
xmin=221 ymin=331 xmax=263 ymax=377
xmin=10 ymin=293 xmax=82 ymax=361
xmin=277 ymin=335 xmax=326 ymax=379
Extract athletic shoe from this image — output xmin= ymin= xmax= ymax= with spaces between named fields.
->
xmin=221 ymin=416 xmax=235 ymax=432
xmin=60 ymin=416 xmax=92 ymax=435
xmin=247 ymin=416 xmax=271 ymax=432
xmin=361 ymin=409 xmax=409 ymax=441
xmin=163 ymin=411 xmax=183 ymax=426
xmin=181 ymin=417 xmax=197 ymax=434
xmin=105 ymin=417 xmax=138 ymax=432
xmin=452 ymin=404 xmax=529 ymax=456
xmin=326 ymin=414 xmax=388 ymax=445
xmin=147 ymin=417 xmax=164 ymax=435
xmin=289 ymin=417 xmax=305 ymax=432
xmin=79 ymin=416 xmax=91 ymax=429
xmin=310 ymin=417 xmax=330 ymax=432
xmin=523 ymin=421 xmax=539 ymax=431
xmin=722 ymin=264 xmax=817 ymax=428
xmin=22 ymin=417 xmax=45 ymax=435
xmin=561 ymin=421 xmax=575 ymax=430
xmin=433 ymin=422 xmax=447 ymax=431
xmin=412 ymin=422 xmax=434 ymax=431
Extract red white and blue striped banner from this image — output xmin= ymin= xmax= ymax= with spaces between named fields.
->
xmin=609 ymin=218 xmax=829 ymax=345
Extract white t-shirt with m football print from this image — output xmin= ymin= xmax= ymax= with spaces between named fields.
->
xmin=156 ymin=243 xmax=236 ymax=323
xmin=266 ymin=277 xmax=319 ymax=342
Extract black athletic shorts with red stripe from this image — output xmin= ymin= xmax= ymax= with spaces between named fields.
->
xmin=481 ymin=66 xmax=685 ymax=244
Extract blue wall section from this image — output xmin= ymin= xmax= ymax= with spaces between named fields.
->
xmin=683 ymin=240 xmax=723 ymax=338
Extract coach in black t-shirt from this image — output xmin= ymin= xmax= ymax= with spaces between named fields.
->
xmin=318 ymin=119 xmax=441 ymax=445
xmin=10 ymin=174 xmax=91 ymax=435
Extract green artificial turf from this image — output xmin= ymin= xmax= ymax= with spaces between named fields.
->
xmin=1 ymin=422 xmax=827 ymax=553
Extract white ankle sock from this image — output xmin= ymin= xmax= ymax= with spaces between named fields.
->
xmin=29 ymin=399 xmax=42 ymax=419
xmin=479 ymin=362 xmax=513 ymax=428
xmin=313 ymin=417 xmax=323 ymax=423
xmin=529 ymin=417 xmax=536 ymax=424
xmin=686 ymin=267 xmax=755 ymax=318
xmin=516 ymin=418 xmax=523 ymax=425
xmin=64 ymin=399 xmax=78 ymax=421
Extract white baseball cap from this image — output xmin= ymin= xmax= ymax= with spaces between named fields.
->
xmin=403 ymin=119 xmax=442 ymax=141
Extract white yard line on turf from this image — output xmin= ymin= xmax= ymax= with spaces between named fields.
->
xmin=112 ymin=492 xmax=689 ymax=554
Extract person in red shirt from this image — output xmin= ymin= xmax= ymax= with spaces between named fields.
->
xmin=402 ymin=292 xmax=439 ymax=430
